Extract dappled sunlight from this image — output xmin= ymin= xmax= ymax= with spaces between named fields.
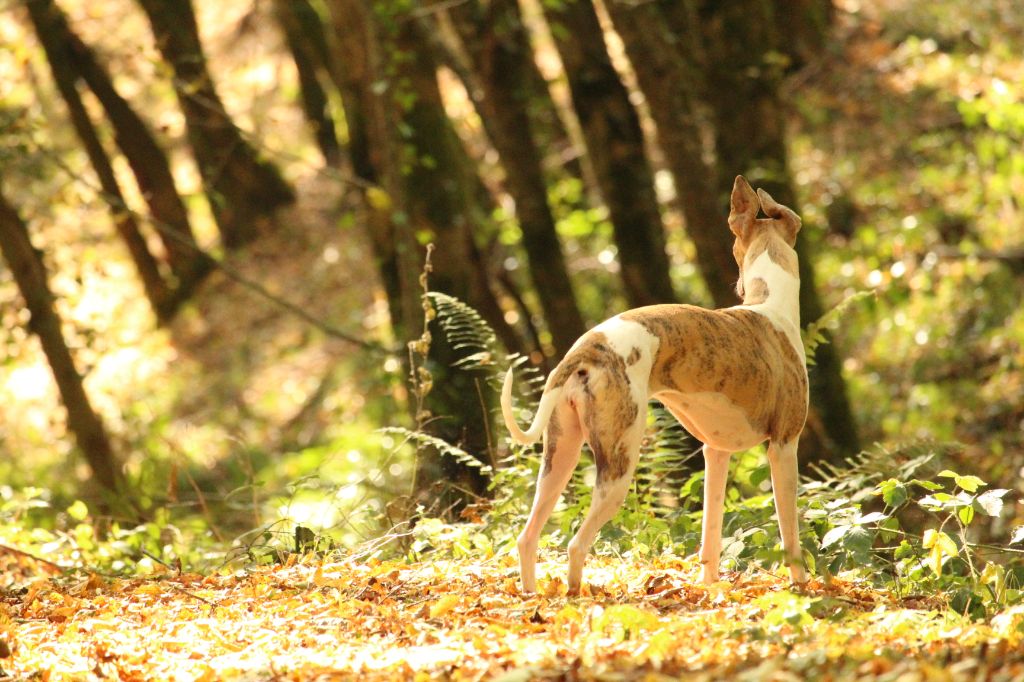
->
xmin=2 ymin=0 xmax=1023 ymax=677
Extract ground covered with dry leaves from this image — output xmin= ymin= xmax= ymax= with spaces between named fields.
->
xmin=4 ymin=553 xmax=1024 ymax=680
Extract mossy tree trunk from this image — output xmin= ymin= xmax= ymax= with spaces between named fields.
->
xmin=389 ymin=15 xmax=496 ymax=507
xmin=603 ymin=0 xmax=738 ymax=307
xmin=542 ymin=0 xmax=677 ymax=307
xmin=29 ymin=0 xmax=215 ymax=313
xmin=25 ymin=0 xmax=176 ymax=322
xmin=272 ymin=0 xmax=341 ymax=166
xmin=325 ymin=0 xmax=495 ymax=510
xmin=445 ymin=0 xmax=586 ymax=358
xmin=694 ymin=0 xmax=860 ymax=463
xmin=136 ymin=0 xmax=294 ymax=249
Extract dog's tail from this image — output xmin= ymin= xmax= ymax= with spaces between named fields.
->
xmin=501 ymin=366 xmax=562 ymax=445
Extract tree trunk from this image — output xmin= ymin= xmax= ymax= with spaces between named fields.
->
xmin=695 ymin=0 xmax=861 ymax=462
xmin=0 ymin=189 xmax=124 ymax=494
xmin=324 ymin=0 xmax=421 ymax=344
xmin=50 ymin=9 xmax=209 ymax=298
xmin=325 ymin=0 xmax=494 ymax=509
xmin=542 ymin=0 xmax=676 ymax=307
xmin=393 ymin=16 xmax=496 ymax=505
xmin=136 ymin=0 xmax=295 ymax=249
xmin=272 ymin=0 xmax=342 ymax=166
xmin=603 ymin=0 xmax=738 ymax=307
xmin=25 ymin=0 xmax=176 ymax=322
xmin=444 ymin=0 xmax=587 ymax=358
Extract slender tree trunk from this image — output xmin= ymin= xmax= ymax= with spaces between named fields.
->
xmin=542 ymin=0 xmax=676 ymax=307
xmin=0 ymin=189 xmax=124 ymax=494
xmin=444 ymin=0 xmax=586 ymax=357
xmin=272 ymin=0 xmax=341 ymax=166
xmin=136 ymin=0 xmax=294 ymax=249
xmin=603 ymin=0 xmax=737 ymax=307
xmin=25 ymin=0 xmax=175 ymax=322
xmin=51 ymin=11 xmax=209 ymax=298
xmin=393 ymin=16 xmax=495 ymax=504
xmin=324 ymin=0 xmax=420 ymax=344
xmin=325 ymin=0 xmax=494 ymax=508
xmin=696 ymin=0 xmax=861 ymax=462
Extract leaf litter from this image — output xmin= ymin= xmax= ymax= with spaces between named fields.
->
xmin=3 ymin=552 xmax=1024 ymax=680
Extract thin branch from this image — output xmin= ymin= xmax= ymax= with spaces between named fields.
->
xmin=40 ymin=148 xmax=395 ymax=355
xmin=0 ymin=542 xmax=65 ymax=571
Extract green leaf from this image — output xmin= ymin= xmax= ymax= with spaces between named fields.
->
xmin=918 ymin=492 xmax=970 ymax=509
xmin=954 ymin=475 xmax=985 ymax=493
xmin=879 ymin=517 xmax=901 ymax=542
xmin=909 ymin=479 xmax=944 ymax=491
xmin=842 ymin=526 xmax=874 ymax=563
xmin=67 ymin=500 xmax=89 ymax=522
xmin=855 ymin=511 xmax=889 ymax=525
xmin=922 ymin=529 xmax=958 ymax=576
xmin=749 ymin=465 xmax=771 ymax=488
xmin=975 ymin=489 xmax=1008 ymax=517
xmin=878 ymin=478 xmax=908 ymax=507
xmin=821 ymin=524 xmax=850 ymax=549
xmin=894 ymin=540 xmax=916 ymax=560
xmin=958 ymin=505 xmax=975 ymax=526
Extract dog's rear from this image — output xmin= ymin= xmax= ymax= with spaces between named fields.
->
xmin=501 ymin=327 xmax=654 ymax=593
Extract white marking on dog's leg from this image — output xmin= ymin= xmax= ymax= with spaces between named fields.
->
xmin=699 ymin=445 xmax=731 ymax=584
xmin=565 ymin=420 xmax=643 ymax=595
xmin=767 ymin=439 xmax=807 ymax=584
xmin=517 ymin=402 xmax=583 ymax=595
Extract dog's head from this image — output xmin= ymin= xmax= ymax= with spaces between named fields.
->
xmin=728 ymin=175 xmax=802 ymax=299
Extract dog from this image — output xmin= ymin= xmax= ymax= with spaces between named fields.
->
xmin=500 ymin=176 xmax=809 ymax=595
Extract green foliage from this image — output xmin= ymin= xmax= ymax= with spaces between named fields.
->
xmin=0 ymin=488 xmax=224 ymax=575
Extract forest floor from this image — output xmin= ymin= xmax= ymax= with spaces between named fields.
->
xmin=5 ymin=551 xmax=1024 ymax=681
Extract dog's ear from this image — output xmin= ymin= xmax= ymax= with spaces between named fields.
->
xmin=728 ymin=175 xmax=759 ymax=240
xmin=756 ymin=188 xmax=801 ymax=244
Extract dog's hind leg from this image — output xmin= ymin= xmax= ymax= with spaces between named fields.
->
xmin=565 ymin=414 xmax=645 ymax=595
xmin=699 ymin=445 xmax=732 ymax=583
xmin=767 ymin=439 xmax=807 ymax=584
xmin=517 ymin=400 xmax=584 ymax=594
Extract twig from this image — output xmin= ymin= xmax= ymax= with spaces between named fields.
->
xmin=0 ymin=542 xmax=65 ymax=571
xmin=168 ymin=583 xmax=218 ymax=607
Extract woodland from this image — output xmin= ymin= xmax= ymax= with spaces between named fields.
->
xmin=1 ymin=0 xmax=1023 ymax=678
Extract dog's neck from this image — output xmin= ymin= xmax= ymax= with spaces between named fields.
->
xmin=738 ymin=236 xmax=803 ymax=355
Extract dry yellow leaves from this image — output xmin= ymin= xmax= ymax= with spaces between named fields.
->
xmin=2 ymin=554 xmax=1022 ymax=680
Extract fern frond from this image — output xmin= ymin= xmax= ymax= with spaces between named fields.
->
xmin=802 ymin=439 xmax=959 ymax=504
xmin=380 ymin=426 xmax=493 ymax=474
xmin=803 ymin=289 xmax=874 ymax=365
xmin=427 ymin=292 xmax=497 ymax=363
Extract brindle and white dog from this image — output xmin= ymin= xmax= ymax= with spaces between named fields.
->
xmin=501 ymin=176 xmax=809 ymax=595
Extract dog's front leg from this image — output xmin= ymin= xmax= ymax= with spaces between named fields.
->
xmin=767 ymin=439 xmax=807 ymax=584
xmin=699 ymin=445 xmax=732 ymax=583
xmin=517 ymin=403 xmax=583 ymax=594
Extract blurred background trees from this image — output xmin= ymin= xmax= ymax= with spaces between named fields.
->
xmin=1 ymin=0 xmax=1022 ymax=550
